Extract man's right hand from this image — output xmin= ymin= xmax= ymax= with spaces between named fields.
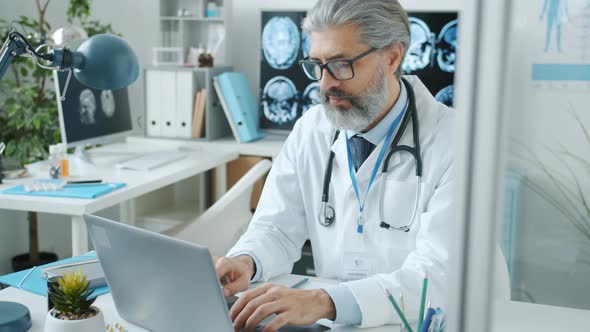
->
xmin=214 ymin=255 xmax=255 ymax=297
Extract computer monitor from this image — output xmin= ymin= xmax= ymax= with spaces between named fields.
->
xmin=53 ymin=70 xmax=133 ymax=159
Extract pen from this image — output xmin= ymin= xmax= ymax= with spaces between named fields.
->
xmin=385 ymin=289 xmax=413 ymax=332
xmin=420 ymin=307 xmax=436 ymax=332
xmin=291 ymin=277 xmax=309 ymax=289
xmin=417 ymin=273 xmax=429 ymax=332
xmin=66 ymin=179 xmax=103 ymax=184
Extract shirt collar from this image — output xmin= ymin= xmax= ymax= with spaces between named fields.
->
xmin=350 ymin=80 xmax=408 ymax=146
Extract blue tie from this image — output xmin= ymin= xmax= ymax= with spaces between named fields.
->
xmin=349 ymin=135 xmax=375 ymax=171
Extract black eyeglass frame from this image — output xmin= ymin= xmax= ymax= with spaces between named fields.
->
xmin=299 ymin=47 xmax=378 ymax=81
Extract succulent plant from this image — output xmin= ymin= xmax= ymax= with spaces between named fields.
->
xmin=48 ymin=270 xmax=97 ymax=320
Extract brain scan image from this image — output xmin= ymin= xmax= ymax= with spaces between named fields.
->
xmin=301 ymin=31 xmax=311 ymax=58
xmin=262 ymin=17 xmax=300 ymax=70
xmin=261 ymin=76 xmax=299 ymax=125
xmin=435 ymin=85 xmax=454 ymax=107
xmin=302 ymin=82 xmax=321 ymax=113
xmin=101 ymin=90 xmax=116 ymax=118
xmin=402 ymin=17 xmax=435 ymax=73
xmin=436 ymin=19 xmax=458 ymax=73
xmin=79 ymin=89 xmax=97 ymax=124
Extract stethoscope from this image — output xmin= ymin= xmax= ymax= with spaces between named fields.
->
xmin=319 ymin=77 xmax=423 ymax=232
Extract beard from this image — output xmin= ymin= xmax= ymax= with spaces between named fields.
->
xmin=320 ymin=67 xmax=389 ymax=132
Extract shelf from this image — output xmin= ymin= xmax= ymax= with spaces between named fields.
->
xmin=160 ymin=16 xmax=224 ymax=22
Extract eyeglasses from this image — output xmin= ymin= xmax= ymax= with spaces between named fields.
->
xmin=299 ymin=48 xmax=378 ymax=81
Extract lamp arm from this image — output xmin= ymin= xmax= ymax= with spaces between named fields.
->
xmin=0 ymin=31 xmax=55 ymax=81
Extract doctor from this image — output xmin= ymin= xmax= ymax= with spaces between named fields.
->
xmin=216 ymin=0 xmax=456 ymax=331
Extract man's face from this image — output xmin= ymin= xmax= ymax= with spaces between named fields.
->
xmin=309 ymin=24 xmax=390 ymax=131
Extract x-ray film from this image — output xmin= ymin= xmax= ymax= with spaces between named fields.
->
xmin=260 ymin=10 xmax=312 ymax=131
xmin=403 ymin=12 xmax=458 ymax=107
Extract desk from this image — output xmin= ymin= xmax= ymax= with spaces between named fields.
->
xmin=3 ymin=274 xmax=590 ymax=332
xmin=0 ymin=138 xmax=239 ymax=256
xmin=0 ymin=275 xmax=397 ymax=332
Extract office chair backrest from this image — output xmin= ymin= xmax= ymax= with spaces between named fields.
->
xmin=166 ymin=159 xmax=272 ymax=256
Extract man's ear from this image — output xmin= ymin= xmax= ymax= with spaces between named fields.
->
xmin=384 ymin=43 xmax=404 ymax=74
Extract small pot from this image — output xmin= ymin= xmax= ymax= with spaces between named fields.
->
xmin=44 ymin=306 xmax=105 ymax=332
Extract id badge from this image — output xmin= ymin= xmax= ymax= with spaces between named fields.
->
xmin=341 ymin=251 xmax=372 ymax=281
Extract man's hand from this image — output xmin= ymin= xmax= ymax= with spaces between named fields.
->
xmin=229 ymin=283 xmax=336 ymax=332
xmin=214 ymin=255 xmax=255 ymax=297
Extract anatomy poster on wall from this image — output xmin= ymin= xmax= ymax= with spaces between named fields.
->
xmin=402 ymin=12 xmax=458 ymax=108
xmin=531 ymin=0 xmax=590 ymax=89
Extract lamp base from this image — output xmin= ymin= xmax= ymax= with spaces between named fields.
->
xmin=0 ymin=301 xmax=32 ymax=332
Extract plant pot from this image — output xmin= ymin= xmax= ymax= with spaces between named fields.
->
xmin=44 ymin=307 xmax=105 ymax=332
xmin=11 ymin=252 xmax=58 ymax=272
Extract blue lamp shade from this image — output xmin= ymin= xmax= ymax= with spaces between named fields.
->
xmin=73 ymin=34 xmax=139 ymax=90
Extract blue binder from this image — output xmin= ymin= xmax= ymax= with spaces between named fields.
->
xmin=214 ymin=72 xmax=265 ymax=143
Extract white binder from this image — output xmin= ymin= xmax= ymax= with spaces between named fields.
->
xmin=146 ymin=70 xmax=162 ymax=137
xmin=160 ymin=71 xmax=177 ymax=138
xmin=175 ymin=71 xmax=195 ymax=138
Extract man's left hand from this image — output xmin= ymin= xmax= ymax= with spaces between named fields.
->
xmin=229 ymin=283 xmax=336 ymax=332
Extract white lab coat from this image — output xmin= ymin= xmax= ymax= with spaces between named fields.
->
xmin=228 ymin=75 xmax=456 ymax=328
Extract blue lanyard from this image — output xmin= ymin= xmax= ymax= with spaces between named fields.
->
xmin=345 ymin=102 xmax=408 ymax=234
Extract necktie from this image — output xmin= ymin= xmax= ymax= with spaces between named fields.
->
xmin=348 ymin=135 xmax=375 ymax=171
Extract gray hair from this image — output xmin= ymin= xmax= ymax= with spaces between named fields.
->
xmin=302 ymin=0 xmax=410 ymax=78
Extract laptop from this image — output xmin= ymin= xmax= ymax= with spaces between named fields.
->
xmin=84 ymin=214 xmax=329 ymax=332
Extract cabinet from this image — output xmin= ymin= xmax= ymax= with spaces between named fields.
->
xmin=156 ymin=0 xmax=231 ymax=66
xmin=145 ymin=66 xmax=233 ymax=140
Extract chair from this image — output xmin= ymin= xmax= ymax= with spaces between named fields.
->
xmin=164 ymin=159 xmax=272 ymax=256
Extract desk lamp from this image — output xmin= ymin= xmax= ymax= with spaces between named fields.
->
xmin=0 ymin=31 xmax=139 ymax=91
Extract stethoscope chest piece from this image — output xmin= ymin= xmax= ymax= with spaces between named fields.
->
xmin=319 ymin=202 xmax=335 ymax=227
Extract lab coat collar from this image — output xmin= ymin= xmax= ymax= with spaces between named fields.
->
xmin=329 ymin=75 xmax=440 ymax=184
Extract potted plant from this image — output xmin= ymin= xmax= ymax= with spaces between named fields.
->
xmin=0 ymin=0 xmax=119 ymax=272
xmin=45 ymin=270 xmax=104 ymax=332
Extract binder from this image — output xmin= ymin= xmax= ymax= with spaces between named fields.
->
xmin=0 ymin=252 xmax=109 ymax=297
xmin=192 ymin=89 xmax=207 ymax=138
xmin=160 ymin=71 xmax=177 ymax=138
xmin=175 ymin=71 xmax=194 ymax=138
xmin=213 ymin=72 xmax=265 ymax=143
xmin=146 ymin=70 xmax=163 ymax=136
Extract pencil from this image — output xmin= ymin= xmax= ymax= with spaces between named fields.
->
xmin=417 ymin=274 xmax=428 ymax=332
xmin=385 ymin=289 xmax=413 ymax=332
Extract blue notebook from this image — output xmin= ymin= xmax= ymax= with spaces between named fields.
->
xmin=214 ymin=72 xmax=265 ymax=143
xmin=0 ymin=252 xmax=109 ymax=297
xmin=1 ymin=181 xmax=125 ymax=199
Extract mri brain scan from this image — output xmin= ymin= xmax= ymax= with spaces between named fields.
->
xmin=261 ymin=76 xmax=299 ymax=125
xmin=436 ymin=19 xmax=458 ymax=73
xmin=301 ymin=31 xmax=311 ymax=58
xmin=435 ymin=85 xmax=454 ymax=107
xmin=302 ymin=82 xmax=321 ymax=113
xmin=262 ymin=16 xmax=300 ymax=70
xmin=402 ymin=17 xmax=435 ymax=73
xmin=79 ymin=89 xmax=96 ymax=124
xmin=101 ymin=90 xmax=116 ymax=118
